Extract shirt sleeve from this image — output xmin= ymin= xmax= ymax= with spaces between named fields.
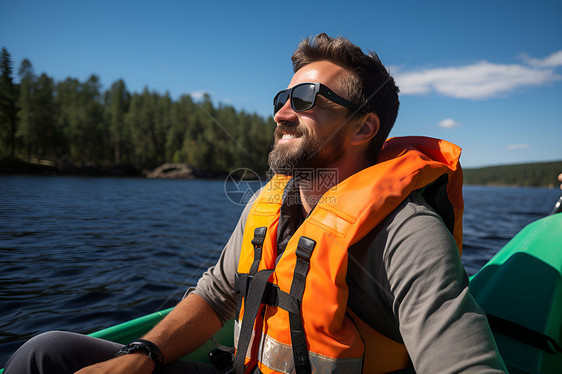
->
xmin=383 ymin=193 xmax=507 ymax=373
xmin=189 ymin=198 xmax=253 ymax=325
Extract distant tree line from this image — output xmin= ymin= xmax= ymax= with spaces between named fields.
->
xmin=0 ymin=47 xmax=275 ymax=176
xmin=464 ymin=161 xmax=562 ymax=187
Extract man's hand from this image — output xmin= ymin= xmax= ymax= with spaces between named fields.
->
xmin=74 ymin=353 xmax=155 ymax=374
xmin=558 ymin=173 xmax=562 ymax=190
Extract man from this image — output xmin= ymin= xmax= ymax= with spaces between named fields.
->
xmin=5 ymin=34 xmax=507 ymax=373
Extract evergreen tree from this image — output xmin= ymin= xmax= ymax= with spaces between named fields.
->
xmin=0 ymin=47 xmax=19 ymax=158
xmin=153 ymin=92 xmax=172 ymax=165
xmin=55 ymin=77 xmax=81 ymax=161
xmin=167 ymin=94 xmax=195 ymax=163
xmin=105 ymin=79 xmax=130 ymax=164
xmin=17 ymin=58 xmax=36 ymax=160
xmin=34 ymin=73 xmax=58 ymax=159
xmin=2 ymin=51 xmax=278 ymax=176
xmin=80 ymin=75 xmax=106 ymax=165
xmin=126 ymin=89 xmax=155 ymax=168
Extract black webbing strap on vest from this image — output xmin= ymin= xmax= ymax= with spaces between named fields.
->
xmin=233 ymin=233 xmax=316 ymax=374
xmin=233 ymin=269 xmax=274 ymax=374
xmin=249 ymin=227 xmax=267 ymax=275
xmin=236 ymin=275 xmax=297 ymax=315
xmin=235 ymin=227 xmax=267 ymax=318
xmin=288 ymin=236 xmax=316 ymax=374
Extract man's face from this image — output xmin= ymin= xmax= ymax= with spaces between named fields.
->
xmin=268 ymin=60 xmax=354 ymax=176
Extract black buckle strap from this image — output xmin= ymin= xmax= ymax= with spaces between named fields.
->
xmin=251 ymin=227 xmax=267 ymax=247
xmin=236 ymin=227 xmax=268 ymax=320
xmin=263 ymin=283 xmax=297 ymax=312
xmin=235 ymin=227 xmax=267 ymax=298
xmin=288 ymin=236 xmax=316 ymax=374
xmin=235 ymin=273 xmax=251 ymax=297
xmin=249 ymin=227 xmax=267 ymax=276
xmin=237 ymin=273 xmax=299 ymax=314
xmin=234 ymin=269 xmax=274 ymax=374
xmin=234 ymin=235 xmax=316 ymax=374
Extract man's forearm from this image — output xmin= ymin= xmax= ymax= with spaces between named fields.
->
xmin=142 ymin=292 xmax=222 ymax=364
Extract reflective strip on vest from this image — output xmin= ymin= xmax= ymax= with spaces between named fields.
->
xmin=234 ymin=320 xmax=362 ymax=374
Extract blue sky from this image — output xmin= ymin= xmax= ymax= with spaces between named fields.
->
xmin=1 ymin=0 xmax=561 ymax=168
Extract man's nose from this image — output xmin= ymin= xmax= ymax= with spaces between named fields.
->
xmin=274 ymin=98 xmax=298 ymax=124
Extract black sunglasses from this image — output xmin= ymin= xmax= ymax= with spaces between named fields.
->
xmin=273 ymin=82 xmax=357 ymax=114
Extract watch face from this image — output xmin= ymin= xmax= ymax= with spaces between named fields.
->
xmin=115 ymin=339 xmax=163 ymax=367
xmin=119 ymin=343 xmax=149 ymax=355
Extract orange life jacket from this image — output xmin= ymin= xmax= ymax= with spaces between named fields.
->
xmin=233 ymin=136 xmax=464 ymax=374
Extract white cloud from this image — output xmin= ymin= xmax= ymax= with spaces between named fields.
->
xmin=438 ymin=118 xmax=461 ymax=129
xmin=395 ymin=53 xmax=562 ymax=99
xmin=191 ymin=90 xmax=209 ymax=100
xmin=506 ymin=144 xmax=530 ymax=150
xmin=518 ymin=50 xmax=562 ymax=68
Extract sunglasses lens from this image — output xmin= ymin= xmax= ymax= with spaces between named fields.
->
xmin=274 ymin=90 xmax=289 ymax=114
xmin=291 ymin=84 xmax=315 ymax=111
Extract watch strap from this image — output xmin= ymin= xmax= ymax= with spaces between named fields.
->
xmin=115 ymin=338 xmax=164 ymax=369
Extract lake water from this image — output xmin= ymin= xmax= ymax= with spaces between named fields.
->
xmin=1 ymin=175 xmax=561 ymax=365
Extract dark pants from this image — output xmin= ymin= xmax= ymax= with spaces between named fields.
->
xmin=4 ymin=331 xmax=222 ymax=374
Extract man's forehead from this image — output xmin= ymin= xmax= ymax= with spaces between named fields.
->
xmin=288 ymin=60 xmax=350 ymax=89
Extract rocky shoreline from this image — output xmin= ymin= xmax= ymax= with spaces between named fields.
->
xmin=0 ymin=158 xmax=225 ymax=179
xmin=143 ymin=163 xmax=194 ymax=179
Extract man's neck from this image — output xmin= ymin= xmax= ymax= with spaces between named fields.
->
xmin=297 ymin=163 xmax=370 ymax=215
xmin=288 ymin=148 xmax=374 ymax=215
xmin=299 ymin=183 xmax=328 ymax=217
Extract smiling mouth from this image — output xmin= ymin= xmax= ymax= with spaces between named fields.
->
xmin=277 ymin=132 xmax=302 ymax=144
xmin=281 ymin=134 xmax=299 ymax=140
xmin=275 ymin=123 xmax=305 ymax=144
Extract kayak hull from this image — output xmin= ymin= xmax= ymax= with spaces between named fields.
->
xmin=89 ymin=308 xmax=234 ymax=364
xmin=470 ymin=213 xmax=562 ymax=373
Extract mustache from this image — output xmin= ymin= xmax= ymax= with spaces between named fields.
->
xmin=274 ymin=121 xmax=308 ymax=139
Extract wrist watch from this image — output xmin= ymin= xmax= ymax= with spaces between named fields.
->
xmin=115 ymin=338 xmax=164 ymax=371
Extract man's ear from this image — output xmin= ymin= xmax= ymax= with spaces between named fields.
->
xmin=350 ymin=113 xmax=380 ymax=145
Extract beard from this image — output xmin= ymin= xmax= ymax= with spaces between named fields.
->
xmin=268 ymin=122 xmax=345 ymax=176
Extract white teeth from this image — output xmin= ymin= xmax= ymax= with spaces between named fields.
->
xmin=282 ymin=134 xmax=296 ymax=139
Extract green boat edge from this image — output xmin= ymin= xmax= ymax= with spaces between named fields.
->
xmin=469 ymin=213 xmax=562 ymax=373
xmin=89 ymin=310 xmax=235 ymax=364
xmin=2 ymin=213 xmax=561 ymax=373
xmin=0 ymin=313 xmax=233 ymax=374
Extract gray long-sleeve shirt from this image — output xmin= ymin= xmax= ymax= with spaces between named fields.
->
xmin=192 ymin=187 xmax=507 ymax=373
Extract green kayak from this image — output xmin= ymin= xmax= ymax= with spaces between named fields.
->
xmin=2 ymin=212 xmax=561 ymax=373
xmin=469 ymin=212 xmax=562 ymax=373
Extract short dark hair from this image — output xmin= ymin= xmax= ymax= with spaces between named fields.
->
xmin=291 ymin=33 xmax=400 ymax=163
